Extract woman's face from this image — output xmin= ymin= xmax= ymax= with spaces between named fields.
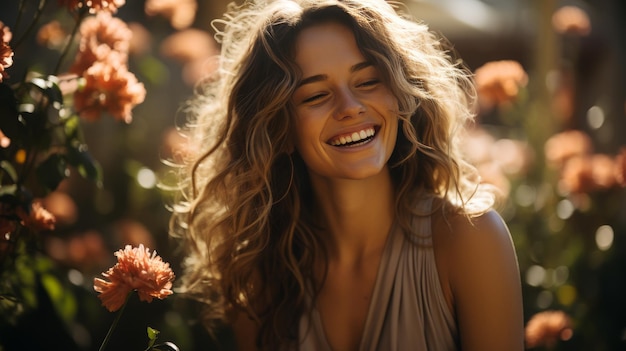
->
xmin=290 ymin=22 xmax=399 ymax=182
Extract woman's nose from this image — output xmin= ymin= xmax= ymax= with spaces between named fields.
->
xmin=333 ymin=88 xmax=365 ymax=120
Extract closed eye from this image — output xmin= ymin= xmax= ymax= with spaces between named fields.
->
xmin=358 ymin=79 xmax=380 ymax=88
xmin=302 ymin=93 xmax=327 ymax=104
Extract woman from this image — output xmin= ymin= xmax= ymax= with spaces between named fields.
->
xmin=170 ymin=0 xmax=524 ymax=350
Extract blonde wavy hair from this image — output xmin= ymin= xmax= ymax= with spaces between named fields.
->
xmin=170 ymin=0 xmax=494 ymax=348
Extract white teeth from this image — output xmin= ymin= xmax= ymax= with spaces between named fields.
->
xmin=330 ymin=127 xmax=376 ymax=146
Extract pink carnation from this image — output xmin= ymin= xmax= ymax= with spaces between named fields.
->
xmin=94 ymin=244 xmax=175 ymax=312
xmin=74 ymin=60 xmax=146 ymax=123
xmin=70 ymin=12 xmax=132 ymax=74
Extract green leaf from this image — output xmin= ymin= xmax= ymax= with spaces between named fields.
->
xmin=147 ymin=326 xmax=160 ymax=340
xmin=66 ymin=144 xmax=103 ymax=185
xmin=35 ymin=154 xmax=69 ymax=191
xmin=63 ymin=115 xmax=82 ymax=141
xmin=145 ymin=327 xmax=160 ymax=350
xmin=0 ymin=82 xmax=21 ymax=139
xmin=28 ymin=77 xmax=64 ymax=108
xmin=0 ymin=185 xmax=32 ymax=212
xmin=0 ymin=161 xmax=18 ymax=182
xmin=41 ymin=271 xmax=77 ymax=323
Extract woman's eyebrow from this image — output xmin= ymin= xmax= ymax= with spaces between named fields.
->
xmin=296 ymin=61 xmax=374 ymax=88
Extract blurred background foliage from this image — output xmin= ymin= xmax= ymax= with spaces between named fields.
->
xmin=0 ymin=0 xmax=624 ymax=350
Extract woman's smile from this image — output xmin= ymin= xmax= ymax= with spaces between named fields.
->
xmin=328 ymin=126 xmax=377 ymax=147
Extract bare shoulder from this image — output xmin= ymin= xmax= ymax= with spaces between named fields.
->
xmin=431 ymin=202 xmax=524 ymax=350
xmin=432 ymin=203 xmax=515 ymax=267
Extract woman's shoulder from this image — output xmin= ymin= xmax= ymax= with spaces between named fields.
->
xmin=430 ymin=199 xmax=524 ymax=349
xmin=431 ymin=198 xmax=514 ymax=270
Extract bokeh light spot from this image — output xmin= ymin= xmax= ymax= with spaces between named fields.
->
xmin=595 ymin=225 xmax=614 ymax=251
xmin=586 ymin=105 xmax=605 ymax=130
xmin=137 ymin=167 xmax=156 ymax=189
xmin=526 ymin=265 xmax=546 ymax=287
xmin=556 ymin=199 xmax=575 ymax=219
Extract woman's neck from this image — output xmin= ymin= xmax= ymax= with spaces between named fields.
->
xmin=309 ymin=167 xmax=395 ymax=264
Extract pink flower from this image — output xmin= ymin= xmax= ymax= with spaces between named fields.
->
xmin=58 ymin=0 xmax=126 ymax=14
xmin=0 ymin=128 xmax=10 ymax=148
xmin=474 ymin=60 xmax=528 ymax=111
xmin=552 ymin=6 xmax=591 ymax=36
xmin=0 ymin=42 xmax=13 ymax=83
xmin=0 ymin=21 xmax=12 ymax=43
xmin=70 ymin=12 xmax=132 ymax=74
xmin=94 ymin=244 xmax=175 ymax=312
xmin=145 ymin=0 xmax=197 ymax=30
xmin=544 ymin=130 xmax=593 ymax=168
xmin=16 ymin=201 xmax=56 ymax=232
xmin=525 ymin=310 xmax=573 ymax=348
xmin=73 ymin=60 xmax=146 ymax=123
xmin=37 ymin=20 xmax=68 ymax=49
xmin=159 ymin=29 xmax=219 ymax=85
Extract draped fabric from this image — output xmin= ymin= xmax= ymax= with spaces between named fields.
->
xmin=298 ymin=196 xmax=459 ymax=351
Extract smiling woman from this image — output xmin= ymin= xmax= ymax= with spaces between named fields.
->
xmin=169 ymin=1 xmax=524 ymax=350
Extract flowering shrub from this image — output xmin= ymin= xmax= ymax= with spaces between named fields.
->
xmin=0 ymin=1 xmax=144 ymax=258
xmin=469 ymin=5 xmax=626 ymax=350
xmin=0 ymin=0 xmax=147 ymax=344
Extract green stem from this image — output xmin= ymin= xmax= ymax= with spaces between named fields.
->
xmin=13 ymin=0 xmax=49 ymax=50
xmin=53 ymin=8 xmax=88 ymax=75
xmin=98 ymin=292 xmax=133 ymax=351
xmin=13 ymin=0 xmax=27 ymax=41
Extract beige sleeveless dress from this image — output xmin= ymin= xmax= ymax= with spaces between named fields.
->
xmin=298 ymin=196 xmax=459 ymax=350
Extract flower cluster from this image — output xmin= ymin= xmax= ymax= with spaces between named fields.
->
xmin=545 ymin=131 xmax=626 ymax=194
xmin=1 ymin=3 xmax=148 ymax=324
xmin=0 ymin=2 xmax=145 ymax=240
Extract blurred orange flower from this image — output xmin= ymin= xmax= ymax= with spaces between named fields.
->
xmin=544 ymin=130 xmax=593 ymax=167
xmin=559 ymin=153 xmax=621 ymax=194
xmin=37 ymin=20 xmax=68 ymax=49
xmin=0 ymin=129 xmax=10 ymax=148
xmin=70 ymin=12 xmax=132 ymax=74
xmin=94 ymin=244 xmax=175 ymax=312
xmin=552 ymin=6 xmax=591 ymax=36
xmin=0 ymin=34 xmax=13 ymax=82
xmin=160 ymin=28 xmax=219 ymax=85
xmin=0 ymin=21 xmax=12 ymax=43
xmin=73 ymin=60 xmax=146 ymax=123
xmin=525 ymin=310 xmax=573 ymax=348
xmin=145 ymin=0 xmax=197 ymax=30
xmin=474 ymin=60 xmax=528 ymax=111
xmin=16 ymin=201 xmax=56 ymax=232
xmin=127 ymin=22 xmax=152 ymax=56
xmin=58 ymin=0 xmax=126 ymax=14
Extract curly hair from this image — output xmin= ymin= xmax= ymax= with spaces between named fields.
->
xmin=169 ymin=0 xmax=495 ymax=349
